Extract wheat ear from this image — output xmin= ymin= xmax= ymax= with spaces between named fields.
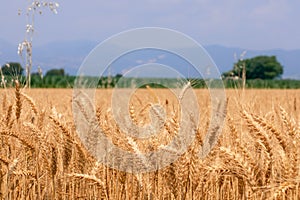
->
xmin=14 ymin=80 xmax=22 ymax=120
xmin=21 ymin=92 xmax=38 ymax=115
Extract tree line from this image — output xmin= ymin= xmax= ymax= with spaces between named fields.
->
xmin=1 ymin=55 xmax=298 ymax=89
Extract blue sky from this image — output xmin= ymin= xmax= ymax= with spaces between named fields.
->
xmin=1 ymin=0 xmax=300 ymax=50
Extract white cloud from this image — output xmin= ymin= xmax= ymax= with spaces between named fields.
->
xmin=157 ymin=54 xmax=165 ymax=59
xmin=249 ymin=0 xmax=290 ymax=22
xmin=136 ymin=60 xmax=143 ymax=64
xmin=147 ymin=58 xmax=157 ymax=63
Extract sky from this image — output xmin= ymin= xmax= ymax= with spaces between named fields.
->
xmin=1 ymin=0 xmax=300 ymax=50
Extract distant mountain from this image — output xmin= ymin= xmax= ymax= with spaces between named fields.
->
xmin=0 ymin=39 xmax=96 ymax=75
xmin=33 ymin=40 xmax=96 ymax=75
xmin=0 ymin=39 xmax=299 ymax=79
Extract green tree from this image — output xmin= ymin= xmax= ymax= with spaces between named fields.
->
xmin=1 ymin=62 xmax=24 ymax=76
xmin=45 ymin=68 xmax=65 ymax=76
xmin=223 ymin=56 xmax=284 ymax=80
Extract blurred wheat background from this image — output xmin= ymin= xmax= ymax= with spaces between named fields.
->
xmin=0 ymin=83 xmax=299 ymax=199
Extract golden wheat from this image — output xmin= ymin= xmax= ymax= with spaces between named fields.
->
xmin=0 ymin=88 xmax=299 ymax=199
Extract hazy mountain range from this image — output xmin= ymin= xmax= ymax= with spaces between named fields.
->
xmin=0 ymin=39 xmax=299 ymax=79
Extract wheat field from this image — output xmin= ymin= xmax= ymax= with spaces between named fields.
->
xmin=0 ymin=83 xmax=299 ymax=199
